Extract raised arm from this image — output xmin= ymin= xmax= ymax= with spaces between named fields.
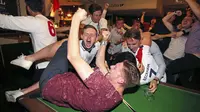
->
xmin=101 ymin=3 xmax=109 ymax=18
xmin=67 ymin=8 xmax=94 ymax=81
xmin=123 ymin=23 xmax=132 ymax=30
xmin=186 ymin=0 xmax=200 ymax=20
xmin=96 ymin=31 xmax=110 ymax=75
xmin=140 ymin=12 xmax=145 ymax=24
xmin=162 ymin=12 xmax=175 ymax=32
xmin=162 ymin=11 xmax=182 ymax=32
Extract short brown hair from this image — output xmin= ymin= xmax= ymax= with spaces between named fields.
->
xmin=123 ymin=60 xmax=140 ymax=88
xmin=124 ymin=29 xmax=141 ymax=40
xmin=83 ymin=25 xmax=97 ymax=33
xmin=25 ymin=0 xmax=43 ymax=13
xmin=88 ymin=4 xmax=103 ymax=14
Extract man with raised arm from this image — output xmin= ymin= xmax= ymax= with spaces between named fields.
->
xmin=6 ymin=8 xmax=140 ymax=112
xmin=5 ymin=4 xmax=108 ymax=101
xmin=5 ymin=24 xmax=101 ymax=102
xmin=165 ymin=0 xmax=200 ymax=84
xmin=81 ymin=3 xmax=108 ymax=35
xmin=10 ymin=3 xmax=107 ymax=70
xmin=158 ymin=10 xmax=194 ymax=66
xmin=39 ymin=8 xmax=140 ymax=111
xmin=0 ymin=0 xmax=57 ymax=82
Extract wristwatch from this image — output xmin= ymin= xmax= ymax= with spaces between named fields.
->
xmin=101 ymin=40 xmax=108 ymax=46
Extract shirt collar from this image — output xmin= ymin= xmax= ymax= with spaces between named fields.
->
xmin=81 ymin=41 xmax=95 ymax=53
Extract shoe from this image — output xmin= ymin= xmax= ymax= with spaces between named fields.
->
xmin=10 ymin=54 xmax=33 ymax=70
xmin=5 ymin=89 xmax=24 ymax=102
xmin=5 ymin=89 xmax=22 ymax=95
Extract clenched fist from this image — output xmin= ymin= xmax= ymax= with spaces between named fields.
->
xmin=72 ymin=8 xmax=87 ymax=21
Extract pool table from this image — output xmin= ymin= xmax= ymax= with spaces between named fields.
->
xmin=18 ymin=83 xmax=200 ymax=112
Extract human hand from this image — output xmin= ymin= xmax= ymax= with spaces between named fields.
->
xmin=170 ymin=32 xmax=177 ymax=38
xmin=175 ymin=10 xmax=182 ymax=16
xmin=138 ymin=63 xmax=144 ymax=74
xmin=149 ymin=79 xmax=158 ymax=93
xmin=104 ymin=3 xmax=109 ymax=10
xmin=73 ymin=8 xmax=87 ymax=21
xmin=177 ymin=24 xmax=182 ymax=30
xmin=175 ymin=31 xmax=184 ymax=38
xmin=122 ymin=41 xmax=128 ymax=48
xmin=102 ymin=30 xmax=111 ymax=41
xmin=142 ymin=12 xmax=146 ymax=15
xmin=120 ymin=38 xmax=125 ymax=43
xmin=171 ymin=31 xmax=183 ymax=38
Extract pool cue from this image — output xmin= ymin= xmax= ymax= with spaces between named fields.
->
xmin=123 ymin=99 xmax=136 ymax=112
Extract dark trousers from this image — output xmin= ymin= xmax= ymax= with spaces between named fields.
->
xmin=39 ymin=41 xmax=69 ymax=90
xmin=32 ymin=69 xmax=45 ymax=83
xmin=163 ymin=56 xmax=172 ymax=66
xmin=166 ymin=53 xmax=200 ymax=84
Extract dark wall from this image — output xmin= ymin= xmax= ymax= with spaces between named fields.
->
xmin=0 ymin=42 xmax=34 ymax=87
xmin=5 ymin=0 xmax=18 ymax=16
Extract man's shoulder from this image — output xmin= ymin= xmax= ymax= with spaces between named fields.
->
xmin=150 ymin=41 xmax=159 ymax=50
xmin=142 ymin=45 xmax=151 ymax=50
xmin=23 ymin=15 xmax=48 ymax=26
xmin=193 ymin=21 xmax=200 ymax=28
xmin=35 ymin=15 xmax=50 ymax=22
xmin=84 ymin=69 xmax=105 ymax=84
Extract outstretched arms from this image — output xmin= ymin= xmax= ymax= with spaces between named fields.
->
xmin=67 ymin=8 xmax=93 ymax=81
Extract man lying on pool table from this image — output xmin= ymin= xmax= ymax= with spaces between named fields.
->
xmin=38 ymin=8 xmax=141 ymax=112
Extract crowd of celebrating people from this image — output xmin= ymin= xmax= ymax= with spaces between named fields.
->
xmin=0 ymin=0 xmax=199 ymax=111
